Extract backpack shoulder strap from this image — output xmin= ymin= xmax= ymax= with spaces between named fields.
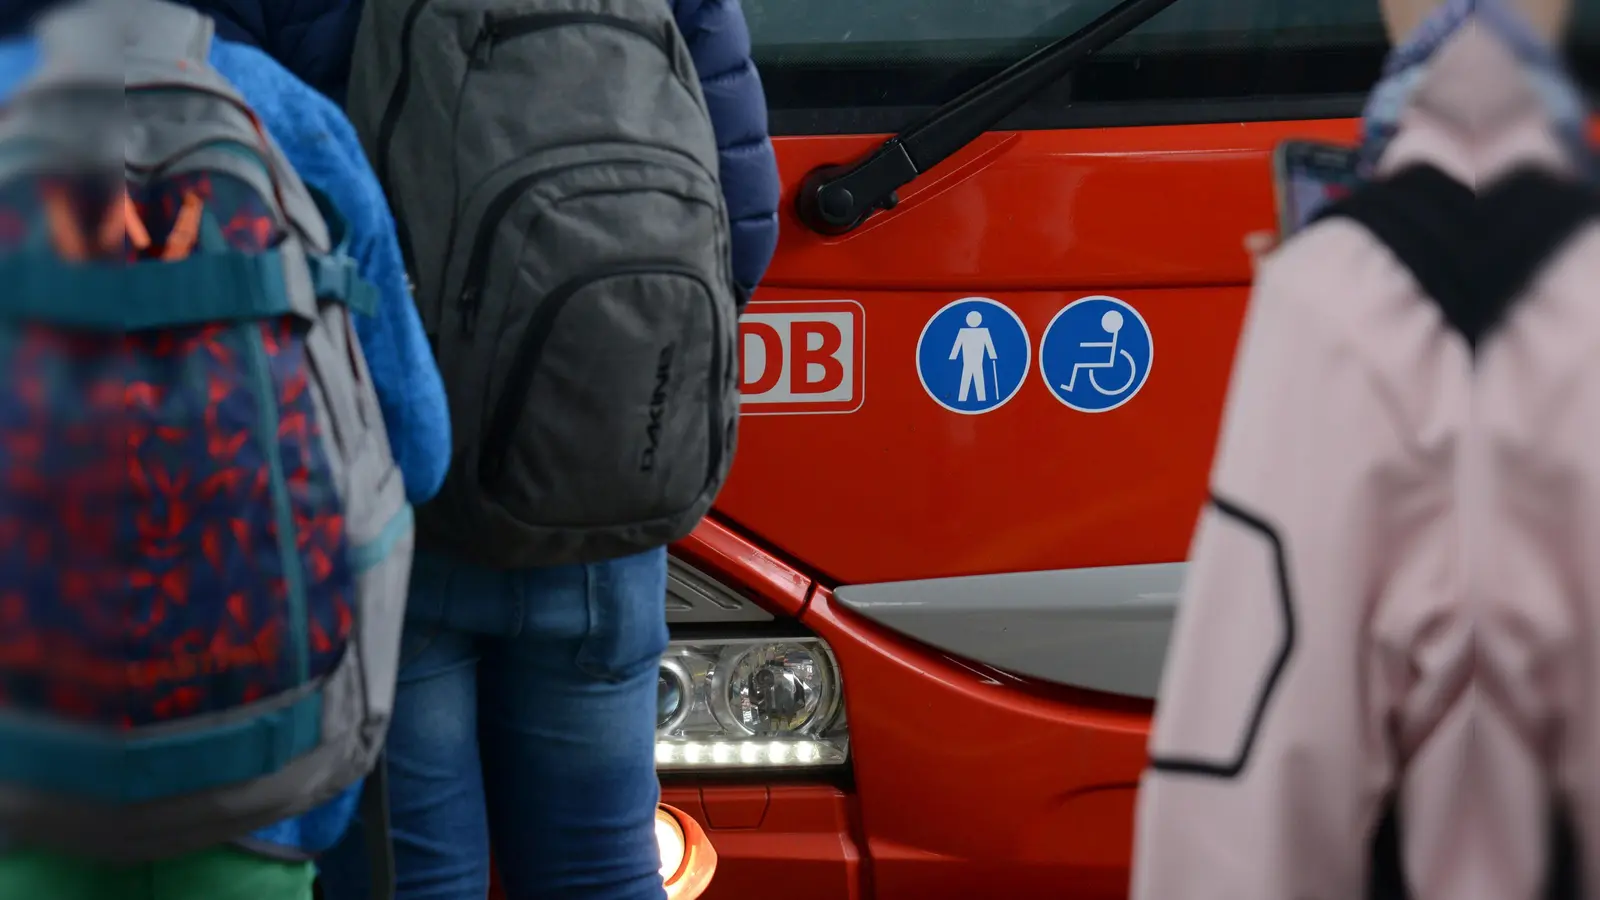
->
xmin=1310 ymin=165 xmax=1482 ymax=345
xmin=1478 ymin=168 xmax=1600 ymax=320
xmin=1311 ymin=164 xmax=1600 ymax=352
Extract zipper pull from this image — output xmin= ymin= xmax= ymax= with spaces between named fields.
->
xmin=470 ymin=16 xmax=496 ymax=66
xmin=460 ymin=286 xmax=481 ymax=338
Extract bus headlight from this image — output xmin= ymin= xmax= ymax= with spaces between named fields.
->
xmin=656 ymin=808 xmax=685 ymax=881
xmin=655 ymin=636 xmax=848 ymax=771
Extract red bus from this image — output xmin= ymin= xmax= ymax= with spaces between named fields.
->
xmin=660 ymin=1 xmax=1377 ymax=896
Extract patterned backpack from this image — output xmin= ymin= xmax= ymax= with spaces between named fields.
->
xmin=0 ymin=0 xmax=412 ymax=862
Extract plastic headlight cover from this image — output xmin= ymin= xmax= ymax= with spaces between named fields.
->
xmin=656 ymin=636 xmax=848 ymax=770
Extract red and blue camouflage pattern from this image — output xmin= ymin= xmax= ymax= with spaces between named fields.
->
xmin=0 ymin=169 xmax=354 ymax=728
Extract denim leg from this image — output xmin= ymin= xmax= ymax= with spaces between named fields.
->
xmin=482 ymin=547 xmax=670 ymax=900
xmin=318 ymin=556 xmax=493 ymax=900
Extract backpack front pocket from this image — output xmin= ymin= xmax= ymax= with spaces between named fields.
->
xmin=480 ymin=262 xmax=726 ymax=530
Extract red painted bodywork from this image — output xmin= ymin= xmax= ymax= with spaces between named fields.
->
xmin=720 ymin=118 xmax=1359 ymax=586
xmin=484 ymin=119 xmax=1372 ymax=900
xmin=678 ymin=117 xmax=1361 ymax=899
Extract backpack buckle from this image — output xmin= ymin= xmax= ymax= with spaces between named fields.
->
xmin=308 ymin=253 xmax=378 ymax=318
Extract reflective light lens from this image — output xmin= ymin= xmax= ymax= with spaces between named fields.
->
xmin=657 ymin=660 xmax=689 ymax=730
xmin=658 ymin=804 xmax=718 ymax=899
xmin=655 ymin=808 xmax=685 ymax=882
xmin=656 ymin=637 xmax=848 ymax=771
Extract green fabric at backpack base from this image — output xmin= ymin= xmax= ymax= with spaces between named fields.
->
xmin=0 ymin=847 xmax=314 ymax=900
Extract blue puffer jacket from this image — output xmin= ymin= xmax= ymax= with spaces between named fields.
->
xmin=670 ymin=0 xmax=781 ymax=295
xmin=187 ymin=0 xmax=781 ymax=294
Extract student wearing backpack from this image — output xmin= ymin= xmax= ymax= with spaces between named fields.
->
xmin=308 ymin=0 xmax=779 ymax=896
xmin=158 ymin=0 xmax=772 ymax=897
xmin=183 ymin=0 xmax=782 ymax=303
xmin=1132 ymin=0 xmax=1595 ymax=897
xmin=163 ymin=0 xmax=779 ymax=895
xmin=0 ymin=1 xmax=450 ymax=898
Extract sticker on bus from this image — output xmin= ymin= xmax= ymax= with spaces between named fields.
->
xmin=739 ymin=300 xmax=865 ymax=415
xmin=1039 ymin=295 xmax=1153 ymax=413
xmin=916 ymin=297 xmax=1030 ymax=415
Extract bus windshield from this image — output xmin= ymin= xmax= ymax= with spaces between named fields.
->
xmin=748 ymin=0 xmax=1600 ymax=133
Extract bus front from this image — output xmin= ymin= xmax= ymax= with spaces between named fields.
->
xmin=659 ymin=1 xmax=1402 ymax=897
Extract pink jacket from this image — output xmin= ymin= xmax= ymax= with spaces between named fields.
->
xmin=1132 ymin=22 xmax=1599 ymax=900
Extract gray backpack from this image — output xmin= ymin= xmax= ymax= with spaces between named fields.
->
xmin=347 ymin=0 xmax=740 ymax=568
xmin=0 ymin=1 xmax=410 ymax=869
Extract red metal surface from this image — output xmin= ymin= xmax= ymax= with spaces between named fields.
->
xmin=803 ymin=586 xmax=1152 ymax=898
xmin=674 ymin=512 xmax=814 ymax=617
xmin=716 ymin=118 xmax=1360 ymax=585
xmin=666 ymin=528 xmax=1161 ymax=898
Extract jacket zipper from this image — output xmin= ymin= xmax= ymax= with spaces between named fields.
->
xmin=372 ymin=0 xmax=436 ymax=288
xmin=477 ymin=264 xmax=723 ymax=491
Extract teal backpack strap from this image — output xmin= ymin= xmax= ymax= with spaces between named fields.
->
xmin=304 ymin=184 xmax=379 ymax=317
xmin=0 ymin=252 xmax=297 ymax=330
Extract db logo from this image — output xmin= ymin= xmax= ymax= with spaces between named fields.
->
xmin=739 ymin=301 xmax=865 ymax=415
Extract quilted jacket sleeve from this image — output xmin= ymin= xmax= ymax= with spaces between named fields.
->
xmin=671 ymin=0 xmax=780 ymax=299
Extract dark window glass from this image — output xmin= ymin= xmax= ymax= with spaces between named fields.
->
xmin=750 ymin=0 xmax=1600 ymax=133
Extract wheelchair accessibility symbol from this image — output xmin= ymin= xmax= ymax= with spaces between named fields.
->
xmin=1039 ymin=295 xmax=1153 ymax=413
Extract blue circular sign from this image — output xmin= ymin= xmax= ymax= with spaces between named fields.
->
xmin=916 ymin=297 xmax=1030 ymax=415
xmin=1039 ymin=295 xmax=1153 ymax=413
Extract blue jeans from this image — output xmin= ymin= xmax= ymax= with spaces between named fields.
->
xmin=317 ymin=548 xmax=670 ymax=900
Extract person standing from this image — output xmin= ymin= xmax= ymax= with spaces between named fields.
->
xmin=190 ymin=0 xmax=777 ymax=896
xmin=1131 ymin=1 xmax=1595 ymax=898
xmin=0 ymin=1 xmax=451 ymax=898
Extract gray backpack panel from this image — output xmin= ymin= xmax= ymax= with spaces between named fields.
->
xmin=348 ymin=0 xmax=740 ymax=568
xmin=0 ymin=0 xmax=412 ymax=862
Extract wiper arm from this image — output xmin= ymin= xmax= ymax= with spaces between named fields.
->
xmin=796 ymin=0 xmax=1186 ymax=235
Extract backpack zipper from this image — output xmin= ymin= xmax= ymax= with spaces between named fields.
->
xmin=471 ymin=10 xmax=669 ymax=68
xmin=476 ymin=263 xmax=722 ymax=490
xmin=452 ymin=11 xmax=680 ymax=336
xmin=455 ymin=154 xmax=705 ymax=338
xmin=372 ymin=0 xmax=436 ymax=288
xmin=456 ymin=164 xmax=557 ymax=338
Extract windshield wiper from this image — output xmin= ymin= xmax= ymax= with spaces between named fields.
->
xmin=796 ymin=0 xmax=1186 ymax=235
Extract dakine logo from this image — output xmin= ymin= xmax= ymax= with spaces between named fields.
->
xmin=641 ymin=343 xmax=676 ymax=472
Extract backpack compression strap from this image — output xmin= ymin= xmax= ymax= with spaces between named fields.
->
xmin=1311 ymin=164 xmax=1600 ymax=352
